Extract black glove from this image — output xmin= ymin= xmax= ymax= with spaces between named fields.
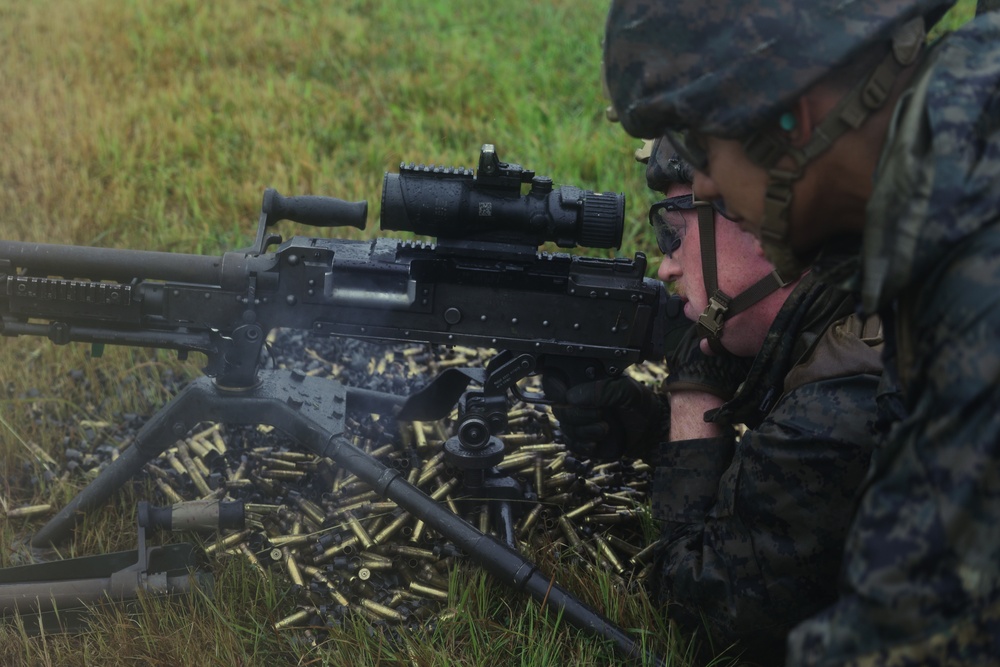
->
xmin=548 ymin=375 xmax=667 ymax=461
xmin=663 ymin=325 xmax=752 ymax=400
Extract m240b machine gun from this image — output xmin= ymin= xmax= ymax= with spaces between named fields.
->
xmin=0 ymin=145 xmax=682 ymax=665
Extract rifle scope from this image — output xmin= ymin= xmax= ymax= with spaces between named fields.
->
xmin=380 ymin=144 xmax=624 ymax=249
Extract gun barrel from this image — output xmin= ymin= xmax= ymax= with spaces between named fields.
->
xmin=0 ymin=241 xmax=231 ymax=285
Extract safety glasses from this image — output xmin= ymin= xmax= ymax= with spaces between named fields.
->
xmin=648 ymin=193 xmax=734 ymax=257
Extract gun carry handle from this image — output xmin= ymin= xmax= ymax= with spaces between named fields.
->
xmin=262 ymin=188 xmax=367 ymax=230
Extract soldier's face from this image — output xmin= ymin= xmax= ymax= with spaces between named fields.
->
xmin=689 ymin=136 xmax=769 ymax=238
xmin=690 ymin=134 xmax=834 ymax=274
xmin=656 ymin=182 xmax=779 ymax=357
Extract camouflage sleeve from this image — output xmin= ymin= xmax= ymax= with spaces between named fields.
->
xmin=786 ymin=235 xmax=1000 ymax=666
xmin=651 ymin=372 xmax=879 ymax=664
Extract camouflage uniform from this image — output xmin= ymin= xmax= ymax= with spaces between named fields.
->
xmin=786 ymin=14 xmax=1000 ymax=666
xmin=651 ymin=250 xmax=883 ymax=665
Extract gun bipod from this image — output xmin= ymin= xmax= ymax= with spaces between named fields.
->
xmin=30 ymin=369 xmax=663 ymax=666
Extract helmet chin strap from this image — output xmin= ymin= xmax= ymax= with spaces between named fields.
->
xmin=742 ymin=17 xmax=926 ymax=279
xmin=693 ymin=201 xmax=791 ymax=354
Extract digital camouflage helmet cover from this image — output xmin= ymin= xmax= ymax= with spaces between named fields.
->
xmin=602 ymin=0 xmax=958 ymax=140
xmin=602 ymin=0 xmax=956 ymax=276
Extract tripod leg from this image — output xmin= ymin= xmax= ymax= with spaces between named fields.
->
xmin=32 ymin=379 xmax=214 ymax=547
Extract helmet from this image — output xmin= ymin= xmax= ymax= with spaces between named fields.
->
xmin=603 ymin=0 xmax=958 ymax=140
xmin=604 ymin=0 xmax=953 ymax=278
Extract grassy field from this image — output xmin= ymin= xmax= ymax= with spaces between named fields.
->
xmin=0 ymin=0 xmax=978 ymax=665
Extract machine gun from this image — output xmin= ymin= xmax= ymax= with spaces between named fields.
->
xmin=0 ymin=145 xmax=681 ymax=664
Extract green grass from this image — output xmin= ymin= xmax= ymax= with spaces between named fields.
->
xmin=0 ymin=0 xmax=978 ymax=664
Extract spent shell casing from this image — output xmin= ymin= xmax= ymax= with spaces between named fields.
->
xmin=316 ymin=536 xmax=359 ymax=562
xmin=368 ymin=443 xmax=396 ymax=459
xmin=177 ymin=443 xmax=213 ymax=497
xmin=186 ymin=437 xmax=212 ymax=460
xmin=284 ymin=547 xmax=305 ymax=587
xmin=4 ymin=504 xmax=52 ymax=518
xmin=544 ymin=471 xmax=577 ymax=490
xmin=592 ymin=533 xmax=626 ymax=574
xmin=229 ymin=457 xmax=249 ymax=482
xmin=204 ymin=529 xmax=251 ymax=555
xmin=294 ymin=497 xmax=327 ymax=526
xmin=302 ymin=565 xmax=350 ymax=606
xmin=412 ymin=421 xmax=429 ymax=451
xmin=408 ymin=581 xmax=449 ymax=601
xmin=545 ymin=452 xmax=567 ymax=473
xmin=496 ymin=453 xmax=537 ymax=473
xmin=274 ymin=606 xmax=316 ymax=630
xmin=210 ymin=430 xmax=228 ymax=455
xmin=390 ymin=545 xmax=437 ymax=561
xmin=519 ymin=443 xmax=565 ymax=455
xmin=606 ymin=534 xmax=642 ymax=557
xmin=563 ymin=498 xmax=604 ymax=519
xmin=516 ymin=503 xmax=544 ymax=538
xmin=259 ymin=469 xmax=309 ymax=481
xmin=260 ymin=457 xmax=298 ymax=471
xmin=360 ymin=598 xmax=407 ymax=622
xmin=477 ymin=506 xmax=490 ymax=534
xmin=244 ymin=503 xmax=282 ymax=515
xmin=501 ymin=433 xmax=546 ymax=448
xmin=154 ymin=478 xmax=185 ymax=505
xmin=372 ymin=512 xmax=411 ymax=545
xmin=269 ymin=533 xmax=313 ymax=548
xmin=629 ymin=541 xmax=658 ymax=566
xmin=429 ymin=477 xmax=459 ymax=501
xmin=238 ymin=543 xmax=268 ymax=577
xmin=409 ymin=519 xmax=426 ymax=543
xmin=334 ymin=490 xmax=379 ymax=508
xmin=416 ymin=462 xmax=444 ymax=488
xmin=583 ymin=512 xmax=632 ymax=526
xmin=266 ymin=450 xmax=316 ymax=462
xmin=345 ymin=512 xmax=374 ymax=549
xmin=164 ymin=451 xmax=188 ymax=477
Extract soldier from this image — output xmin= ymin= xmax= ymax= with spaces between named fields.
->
xmin=554 ymin=142 xmax=883 ymax=664
xmin=602 ymin=1 xmax=1000 ymax=665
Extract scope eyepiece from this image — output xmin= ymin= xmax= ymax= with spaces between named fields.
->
xmin=380 ymin=144 xmax=625 ymax=249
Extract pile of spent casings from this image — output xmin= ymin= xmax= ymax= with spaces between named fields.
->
xmin=12 ymin=330 xmax=666 ymax=641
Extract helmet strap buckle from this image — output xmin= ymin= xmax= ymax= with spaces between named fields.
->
xmin=697 ymin=291 xmax=731 ymax=339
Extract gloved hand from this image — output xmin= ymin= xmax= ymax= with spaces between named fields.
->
xmin=548 ymin=375 xmax=667 ymax=461
xmin=663 ymin=325 xmax=752 ymax=400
